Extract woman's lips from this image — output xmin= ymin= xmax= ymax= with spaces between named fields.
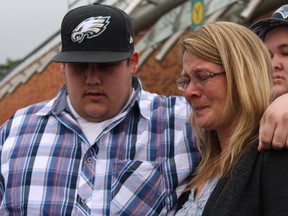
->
xmin=192 ymin=105 xmax=208 ymax=113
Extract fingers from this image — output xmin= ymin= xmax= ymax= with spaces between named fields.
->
xmin=259 ymin=93 xmax=288 ymax=150
xmin=258 ymin=114 xmax=274 ymax=150
xmin=259 ymin=108 xmax=288 ymax=150
xmin=257 ymin=141 xmax=264 ymax=152
xmin=271 ymin=121 xmax=288 ymax=149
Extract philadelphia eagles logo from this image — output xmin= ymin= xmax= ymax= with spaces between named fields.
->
xmin=71 ymin=16 xmax=110 ymax=43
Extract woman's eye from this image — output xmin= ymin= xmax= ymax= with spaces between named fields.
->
xmin=196 ymin=74 xmax=209 ymax=81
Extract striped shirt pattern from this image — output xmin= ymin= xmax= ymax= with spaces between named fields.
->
xmin=0 ymin=77 xmax=200 ymax=215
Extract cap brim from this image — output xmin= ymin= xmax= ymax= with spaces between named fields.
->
xmin=53 ymin=51 xmax=133 ymax=63
xmin=250 ymin=18 xmax=288 ymax=38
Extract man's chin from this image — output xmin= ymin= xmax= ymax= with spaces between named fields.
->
xmin=270 ymin=87 xmax=288 ymax=100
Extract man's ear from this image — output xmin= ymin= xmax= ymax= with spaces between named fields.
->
xmin=129 ymin=51 xmax=139 ymax=74
xmin=60 ymin=63 xmax=65 ymax=74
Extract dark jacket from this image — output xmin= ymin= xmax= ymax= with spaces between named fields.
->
xmin=202 ymin=142 xmax=288 ymax=216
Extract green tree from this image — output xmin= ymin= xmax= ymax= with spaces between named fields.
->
xmin=0 ymin=59 xmax=21 ymax=79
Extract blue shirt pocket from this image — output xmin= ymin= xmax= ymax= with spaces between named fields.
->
xmin=111 ymin=160 xmax=167 ymax=215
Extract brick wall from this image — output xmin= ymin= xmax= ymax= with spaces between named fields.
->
xmin=0 ymin=63 xmax=64 ymax=125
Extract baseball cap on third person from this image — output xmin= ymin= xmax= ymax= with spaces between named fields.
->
xmin=53 ymin=3 xmax=134 ymax=63
xmin=250 ymin=4 xmax=288 ymax=39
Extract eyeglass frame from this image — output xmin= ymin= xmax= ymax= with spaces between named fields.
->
xmin=175 ymin=71 xmax=226 ymax=91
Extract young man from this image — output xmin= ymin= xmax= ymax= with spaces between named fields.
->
xmin=251 ymin=4 xmax=288 ymax=99
xmin=251 ymin=4 xmax=288 ymax=150
xmin=0 ymin=3 xmax=287 ymax=215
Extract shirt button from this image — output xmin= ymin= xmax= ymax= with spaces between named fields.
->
xmin=81 ymin=198 xmax=87 ymax=204
xmin=87 ymin=157 xmax=93 ymax=163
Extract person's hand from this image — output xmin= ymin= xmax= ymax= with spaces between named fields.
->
xmin=258 ymin=94 xmax=288 ymax=151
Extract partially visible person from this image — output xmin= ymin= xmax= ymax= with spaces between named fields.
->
xmin=251 ymin=4 xmax=288 ymax=99
xmin=251 ymin=4 xmax=288 ymax=150
xmin=175 ymin=21 xmax=288 ymax=216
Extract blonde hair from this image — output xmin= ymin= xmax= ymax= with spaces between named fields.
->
xmin=180 ymin=21 xmax=273 ymax=188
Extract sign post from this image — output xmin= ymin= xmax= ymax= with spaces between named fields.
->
xmin=191 ymin=0 xmax=205 ymax=30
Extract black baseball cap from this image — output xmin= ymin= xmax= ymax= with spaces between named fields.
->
xmin=53 ymin=3 xmax=134 ymax=63
xmin=250 ymin=4 xmax=288 ymax=39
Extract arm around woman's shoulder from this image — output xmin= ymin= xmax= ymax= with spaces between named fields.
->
xmin=261 ymin=149 xmax=288 ymax=215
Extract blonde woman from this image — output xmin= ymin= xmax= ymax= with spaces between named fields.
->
xmin=176 ymin=21 xmax=288 ymax=215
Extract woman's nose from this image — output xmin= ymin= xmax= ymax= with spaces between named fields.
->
xmin=184 ymin=81 xmax=202 ymax=99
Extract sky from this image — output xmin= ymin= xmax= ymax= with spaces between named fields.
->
xmin=0 ymin=1 xmax=87 ymax=64
xmin=0 ymin=0 xmax=120 ymax=64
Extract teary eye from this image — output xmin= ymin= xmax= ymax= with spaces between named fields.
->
xmin=195 ymin=73 xmax=209 ymax=81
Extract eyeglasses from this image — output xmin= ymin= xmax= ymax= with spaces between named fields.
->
xmin=175 ymin=71 xmax=225 ymax=91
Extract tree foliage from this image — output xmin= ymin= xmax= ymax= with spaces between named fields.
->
xmin=0 ymin=59 xmax=21 ymax=79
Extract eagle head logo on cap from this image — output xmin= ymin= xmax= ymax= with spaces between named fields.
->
xmin=71 ymin=16 xmax=110 ymax=43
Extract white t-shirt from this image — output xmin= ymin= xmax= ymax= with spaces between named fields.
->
xmin=67 ymin=89 xmax=135 ymax=145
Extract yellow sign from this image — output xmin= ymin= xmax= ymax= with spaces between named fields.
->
xmin=191 ymin=0 xmax=204 ymax=30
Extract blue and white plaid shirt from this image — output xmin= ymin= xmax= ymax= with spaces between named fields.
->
xmin=0 ymin=77 xmax=200 ymax=215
